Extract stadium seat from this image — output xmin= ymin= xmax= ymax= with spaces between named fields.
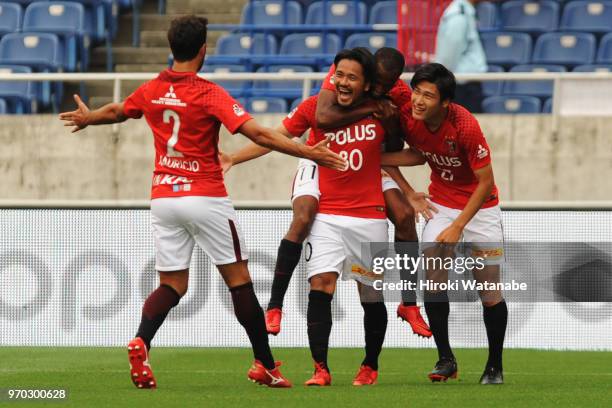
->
xmin=345 ymin=33 xmax=397 ymax=52
xmin=246 ymin=97 xmax=288 ymax=113
xmin=200 ymin=64 xmax=251 ymax=98
xmin=560 ymin=1 xmax=612 ymax=33
xmin=0 ymin=64 xmax=38 ymax=113
xmin=543 ymin=97 xmax=553 ymax=113
xmin=0 ymin=2 xmax=23 ymax=36
xmin=0 ymin=97 xmax=6 ymax=114
xmin=596 ymin=32 xmax=612 ymax=63
xmin=23 ymin=2 xmax=90 ymax=71
xmin=305 ymin=1 xmax=367 ymax=25
xmin=480 ymin=32 xmax=532 ymax=66
xmin=253 ymin=65 xmax=314 ymax=99
xmin=278 ymin=33 xmax=341 ymax=67
xmin=241 ymin=1 xmax=302 ymax=25
xmin=477 ymin=1 xmax=499 ymax=31
xmin=532 ymin=32 xmax=596 ymax=66
xmin=501 ymin=0 xmax=560 ymax=32
xmin=482 ymin=95 xmax=542 ymax=114
xmin=369 ymin=1 xmax=396 ymax=25
xmin=573 ymin=64 xmax=612 ymax=72
xmin=482 ymin=64 xmax=504 ymax=97
xmin=504 ymin=64 xmax=566 ymax=97
xmin=215 ymin=33 xmax=278 ymax=55
xmin=0 ymin=33 xmax=63 ymax=71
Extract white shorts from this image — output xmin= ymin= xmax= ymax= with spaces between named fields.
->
xmin=150 ymin=196 xmax=248 ymax=270
xmin=305 ymin=213 xmax=389 ymax=285
xmin=421 ymin=202 xmax=504 ymax=264
xmin=291 ymin=159 xmax=399 ymax=202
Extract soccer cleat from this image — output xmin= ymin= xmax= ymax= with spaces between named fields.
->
xmin=397 ymin=304 xmax=432 ymax=338
xmin=247 ymin=360 xmax=292 ymax=388
xmin=127 ymin=337 xmax=157 ymax=389
xmin=265 ymin=308 xmax=282 ymax=336
xmin=305 ymin=362 xmax=332 ymax=386
xmin=428 ymin=358 xmax=458 ymax=382
xmin=479 ymin=366 xmax=504 ymax=385
xmin=352 ymin=365 xmax=378 ymax=386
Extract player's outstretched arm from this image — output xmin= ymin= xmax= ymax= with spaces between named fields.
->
xmin=237 ymin=119 xmax=346 ymax=170
xmin=58 ymin=94 xmax=128 ymax=132
xmin=381 ymin=147 xmax=427 ymax=167
xmin=315 ymin=89 xmax=377 ymax=130
xmin=229 ymin=125 xmax=296 ymax=167
xmin=383 ymin=166 xmax=437 ymax=221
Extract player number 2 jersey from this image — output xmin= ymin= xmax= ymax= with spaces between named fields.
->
xmin=123 ymin=69 xmax=252 ymax=199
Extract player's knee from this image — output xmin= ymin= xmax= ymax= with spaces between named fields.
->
xmin=481 ymin=292 xmax=503 ymax=307
xmin=391 ymin=205 xmax=417 ymax=239
xmin=289 ymin=210 xmax=316 ymax=242
xmin=309 ymin=273 xmax=337 ymax=294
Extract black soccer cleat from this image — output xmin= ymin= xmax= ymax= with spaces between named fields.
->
xmin=428 ymin=358 xmax=458 ymax=382
xmin=479 ymin=366 xmax=504 ymax=385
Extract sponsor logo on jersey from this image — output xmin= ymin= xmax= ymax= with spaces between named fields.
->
xmin=477 ymin=144 xmax=489 ymax=159
xmin=172 ymin=184 xmax=192 ymax=192
xmin=153 ymin=174 xmax=193 ymax=186
xmin=233 ymin=104 xmax=245 ymax=117
xmin=420 ymin=150 xmax=462 ymax=167
xmin=152 ymin=85 xmax=187 ymax=107
xmin=324 ymin=123 xmax=377 ymax=146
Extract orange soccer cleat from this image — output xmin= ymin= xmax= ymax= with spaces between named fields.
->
xmin=304 ymin=362 xmax=332 ymax=386
xmin=127 ymin=337 xmax=157 ymax=389
xmin=397 ymin=304 xmax=432 ymax=338
xmin=265 ymin=308 xmax=282 ymax=335
xmin=247 ymin=360 xmax=292 ymax=388
xmin=352 ymin=365 xmax=378 ymax=386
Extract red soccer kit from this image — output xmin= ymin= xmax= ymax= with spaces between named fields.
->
xmin=283 ymin=96 xmax=387 ymax=219
xmin=123 ymin=69 xmax=252 ymax=199
xmin=321 ymin=64 xmax=412 ymax=107
xmin=400 ymin=103 xmax=499 ymax=209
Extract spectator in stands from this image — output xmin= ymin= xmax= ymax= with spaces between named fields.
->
xmin=434 ymin=0 xmax=488 ymax=113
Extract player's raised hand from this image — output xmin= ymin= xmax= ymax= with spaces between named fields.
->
xmin=407 ymin=192 xmax=438 ymax=222
xmin=218 ymin=151 xmax=233 ymax=173
xmin=308 ymin=136 xmax=346 ymax=171
xmin=58 ymin=94 xmax=90 ymax=133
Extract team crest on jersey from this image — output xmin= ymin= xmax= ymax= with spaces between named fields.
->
xmin=445 ymin=137 xmax=457 ymax=154
xmin=477 ymin=144 xmax=489 ymax=159
xmin=152 ymin=85 xmax=186 ymax=107
xmin=233 ymin=104 xmax=245 ymax=117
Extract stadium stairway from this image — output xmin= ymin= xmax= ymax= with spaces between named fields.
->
xmin=63 ymin=0 xmax=247 ymax=110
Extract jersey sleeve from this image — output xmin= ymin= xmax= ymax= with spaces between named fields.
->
xmin=204 ymin=85 xmax=252 ymax=134
xmin=123 ymin=83 xmax=147 ymax=119
xmin=457 ymin=111 xmax=491 ymax=170
xmin=388 ymin=79 xmax=412 ymax=108
xmin=320 ymin=64 xmax=336 ymax=92
xmin=282 ymin=97 xmax=316 ymax=137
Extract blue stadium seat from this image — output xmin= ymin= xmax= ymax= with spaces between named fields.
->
xmin=477 ymin=1 xmax=499 ymax=31
xmin=23 ymin=2 xmax=90 ymax=71
xmin=247 ymin=97 xmax=288 ymax=113
xmin=483 ymin=95 xmax=542 ymax=113
xmin=215 ymin=33 xmax=278 ymax=55
xmin=200 ymin=64 xmax=251 ymax=98
xmin=305 ymin=1 xmax=367 ymax=25
xmin=241 ymin=1 xmax=302 ymax=25
xmin=532 ymin=32 xmax=596 ymax=66
xmin=543 ymin=97 xmax=553 ymax=113
xmin=560 ymin=1 xmax=612 ymax=33
xmin=0 ymin=3 xmax=23 ymax=36
xmin=369 ymin=1 xmax=396 ymax=24
xmin=574 ymin=64 xmax=612 ymax=73
xmin=504 ymin=64 xmax=566 ymax=97
xmin=501 ymin=0 xmax=560 ymax=32
xmin=480 ymin=32 xmax=532 ymax=66
xmin=279 ymin=33 xmax=341 ymax=67
xmin=0 ymin=64 xmax=39 ymax=113
xmin=253 ymin=65 xmax=314 ymax=99
xmin=0 ymin=33 xmax=63 ymax=71
xmin=0 ymin=97 xmax=6 ymax=114
xmin=345 ymin=32 xmax=397 ymax=52
xmin=596 ymin=32 xmax=612 ymax=63
xmin=483 ymin=65 xmax=504 ymax=97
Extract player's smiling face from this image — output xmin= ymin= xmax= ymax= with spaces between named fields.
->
xmin=411 ymin=80 xmax=448 ymax=121
xmin=334 ymin=59 xmax=370 ymax=107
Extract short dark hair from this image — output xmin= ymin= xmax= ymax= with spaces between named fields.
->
xmin=374 ymin=47 xmax=405 ymax=77
xmin=410 ymin=63 xmax=456 ymax=101
xmin=333 ymin=47 xmax=376 ymax=84
xmin=167 ymin=15 xmax=208 ymax=62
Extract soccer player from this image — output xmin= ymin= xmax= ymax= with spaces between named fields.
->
xmin=382 ymin=63 xmax=507 ymax=385
xmin=58 ymin=15 xmax=345 ymax=389
xmin=225 ymin=48 xmax=434 ymax=339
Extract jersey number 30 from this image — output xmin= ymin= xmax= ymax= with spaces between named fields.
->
xmin=163 ymin=109 xmax=184 ymax=157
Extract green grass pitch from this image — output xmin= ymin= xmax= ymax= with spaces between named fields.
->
xmin=0 ymin=347 xmax=609 ymax=407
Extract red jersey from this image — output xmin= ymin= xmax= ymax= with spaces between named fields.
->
xmin=401 ymin=103 xmax=499 ymax=209
xmin=321 ymin=64 xmax=412 ymax=107
xmin=283 ymin=96 xmax=387 ymax=219
xmin=123 ymin=69 xmax=252 ymax=199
